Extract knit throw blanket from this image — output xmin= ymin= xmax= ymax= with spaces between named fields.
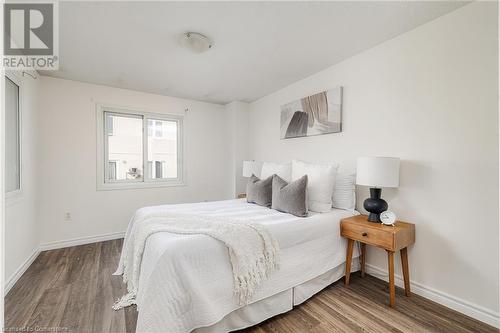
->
xmin=112 ymin=212 xmax=280 ymax=310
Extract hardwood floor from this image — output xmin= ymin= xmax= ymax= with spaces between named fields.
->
xmin=5 ymin=239 xmax=497 ymax=333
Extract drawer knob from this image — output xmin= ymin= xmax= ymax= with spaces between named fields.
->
xmin=362 ymin=232 xmax=368 ymax=237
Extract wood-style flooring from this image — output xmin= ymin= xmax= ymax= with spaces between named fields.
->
xmin=5 ymin=239 xmax=497 ymax=333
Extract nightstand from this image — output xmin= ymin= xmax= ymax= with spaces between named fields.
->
xmin=340 ymin=214 xmax=415 ymax=307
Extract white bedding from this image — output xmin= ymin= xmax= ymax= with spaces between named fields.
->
xmin=124 ymin=199 xmax=358 ymax=333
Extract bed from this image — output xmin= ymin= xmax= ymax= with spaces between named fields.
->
xmin=118 ymin=198 xmax=359 ymax=333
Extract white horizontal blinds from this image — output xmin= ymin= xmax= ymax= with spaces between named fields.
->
xmin=5 ymin=76 xmax=20 ymax=193
xmin=147 ymin=119 xmax=178 ymax=180
xmin=104 ymin=112 xmax=143 ymax=182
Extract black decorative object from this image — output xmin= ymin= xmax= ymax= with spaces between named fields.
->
xmin=363 ymin=188 xmax=388 ymax=222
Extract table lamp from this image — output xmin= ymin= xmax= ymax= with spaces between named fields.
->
xmin=356 ymin=157 xmax=400 ymax=222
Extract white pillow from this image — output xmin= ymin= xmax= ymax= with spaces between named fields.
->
xmin=332 ymin=172 xmax=356 ymax=211
xmin=291 ymin=160 xmax=338 ymax=213
xmin=260 ymin=162 xmax=292 ymax=182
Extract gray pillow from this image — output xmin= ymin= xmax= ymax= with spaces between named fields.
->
xmin=272 ymin=174 xmax=308 ymax=217
xmin=246 ymin=174 xmax=273 ymax=207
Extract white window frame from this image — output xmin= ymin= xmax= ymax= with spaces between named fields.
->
xmin=5 ymin=72 xmax=23 ymax=203
xmin=96 ymin=104 xmax=185 ymax=190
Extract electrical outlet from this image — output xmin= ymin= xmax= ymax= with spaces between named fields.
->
xmin=64 ymin=212 xmax=72 ymax=221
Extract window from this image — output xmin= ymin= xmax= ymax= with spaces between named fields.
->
xmin=97 ymin=105 xmax=184 ymax=190
xmin=149 ymin=160 xmax=166 ymax=179
xmin=155 ymin=161 xmax=164 ymax=179
xmin=108 ymin=161 xmax=117 ymax=180
xmin=106 ymin=115 xmax=114 ymax=136
xmin=148 ymin=118 xmax=178 ymax=179
xmin=148 ymin=120 xmax=165 ymax=138
xmin=105 ymin=113 xmax=143 ymax=181
xmin=155 ymin=120 xmax=163 ymax=138
xmin=5 ymin=74 xmax=21 ymax=195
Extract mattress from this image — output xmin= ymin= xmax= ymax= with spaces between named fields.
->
xmin=130 ymin=199 xmax=359 ymax=332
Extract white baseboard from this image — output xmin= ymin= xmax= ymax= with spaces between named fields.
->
xmin=365 ymin=263 xmax=500 ymax=329
xmin=38 ymin=231 xmax=125 ymax=251
xmin=5 ymin=248 xmax=40 ymax=295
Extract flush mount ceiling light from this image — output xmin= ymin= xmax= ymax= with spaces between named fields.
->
xmin=179 ymin=32 xmax=213 ymax=54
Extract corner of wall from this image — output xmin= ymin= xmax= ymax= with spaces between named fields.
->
xmin=224 ymin=101 xmax=251 ymax=198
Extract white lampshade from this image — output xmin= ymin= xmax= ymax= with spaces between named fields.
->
xmin=242 ymin=160 xmax=259 ymax=177
xmin=356 ymin=157 xmax=400 ymax=188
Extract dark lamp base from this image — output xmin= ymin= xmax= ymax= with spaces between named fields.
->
xmin=368 ymin=212 xmax=381 ymax=222
xmin=363 ymin=188 xmax=388 ymax=223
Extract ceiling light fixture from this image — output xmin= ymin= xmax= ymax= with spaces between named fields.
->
xmin=179 ymin=32 xmax=213 ymax=54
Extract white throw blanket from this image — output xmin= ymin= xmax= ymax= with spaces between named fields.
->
xmin=113 ymin=212 xmax=280 ymax=310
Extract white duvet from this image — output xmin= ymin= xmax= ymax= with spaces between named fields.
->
xmin=118 ymin=199 xmax=357 ymax=333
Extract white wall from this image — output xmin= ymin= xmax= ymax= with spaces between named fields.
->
xmin=225 ymin=101 xmax=250 ymax=197
xmin=37 ymin=76 xmax=231 ymax=245
xmin=248 ymin=2 xmax=499 ymax=323
xmin=5 ymin=72 xmax=40 ymax=285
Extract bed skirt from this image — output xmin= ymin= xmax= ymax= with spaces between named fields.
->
xmin=194 ymin=259 xmax=360 ymax=333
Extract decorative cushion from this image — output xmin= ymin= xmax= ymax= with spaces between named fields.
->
xmin=332 ymin=172 xmax=356 ymax=211
xmin=272 ymin=175 xmax=308 ymax=217
xmin=260 ymin=162 xmax=292 ymax=182
xmin=291 ymin=160 xmax=338 ymax=213
xmin=246 ymin=175 xmax=273 ymax=207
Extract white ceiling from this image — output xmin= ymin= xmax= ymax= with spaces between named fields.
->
xmin=41 ymin=1 xmax=468 ymax=104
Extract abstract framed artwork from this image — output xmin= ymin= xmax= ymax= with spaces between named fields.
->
xmin=280 ymin=87 xmax=342 ymax=139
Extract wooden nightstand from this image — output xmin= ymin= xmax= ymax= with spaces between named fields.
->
xmin=340 ymin=214 xmax=415 ymax=307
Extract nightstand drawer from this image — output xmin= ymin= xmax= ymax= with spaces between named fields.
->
xmin=341 ymin=222 xmax=393 ymax=250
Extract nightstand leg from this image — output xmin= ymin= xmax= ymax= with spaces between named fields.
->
xmin=400 ymin=247 xmax=411 ymax=296
xmin=345 ymin=239 xmax=354 ymax=285
xmin=387 ymin=250 xmax=395 ymax=307
xmin=360 ymin=243 xmax=366 ymax=278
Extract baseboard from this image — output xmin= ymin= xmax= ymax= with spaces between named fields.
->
xmin=38 ymin=231 xmax=125 ymax=251
xmin=365 ymin=263 xmax=500 ymax=328
xmin=5 ymin=248 xmax=40 ymax=295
